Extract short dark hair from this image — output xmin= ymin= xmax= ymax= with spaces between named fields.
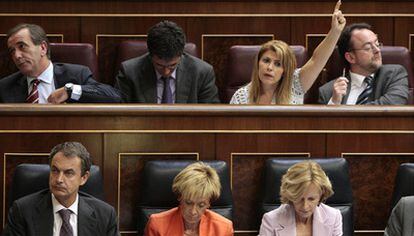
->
xmin=49 ymin=142 xmax=92 ymax=176
xmin=147 ymin=20 xmax=185 ymax=60
xmin=7 ymin=23 xmax=51 ymax=59
xmin=337 ymin=23 xmax=372 ymax=68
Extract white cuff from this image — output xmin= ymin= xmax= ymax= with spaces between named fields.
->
xmin=71 ymin=84 xmax=82 ymax=101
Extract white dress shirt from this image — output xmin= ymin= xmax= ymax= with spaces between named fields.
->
xmin=26 ymin=62 xmax=82 ymax=103
xmin=52 ymin=193 xmax=79 ymax=236
xmin=328 ymin=71 xmax=375 ymax=105
xmin=27 ymin=62 xmax=55 ymax=104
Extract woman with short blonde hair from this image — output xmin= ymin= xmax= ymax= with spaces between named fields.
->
xmin=259 ymin=161 xmax=342 ymax=236
xmin=172 ymin=162 xmax=221 ymax=202
xmin=145 ymin=162 xmax=233 ymax=236
xmin=280 ymin=160 xmax=334 ymax=204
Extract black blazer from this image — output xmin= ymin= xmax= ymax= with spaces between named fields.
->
xmin=0 ymin=63 xmax=121 ymax=103
xmin=3 ymin=189 xmax=119 ymax=236
xmin=115 ymin=53 xmax=220 ymax=103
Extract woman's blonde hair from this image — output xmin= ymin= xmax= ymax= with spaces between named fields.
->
xmin=172 ymin=162 xmax=221 ymax=201
xmin=248 ymin=40 xmax=297 ymax=104
xmin=280 ymin=161 xmax=334 ymax=204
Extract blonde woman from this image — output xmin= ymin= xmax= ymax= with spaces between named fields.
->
xmin=259 ymin=161 xmax=342 ymax=236
xmin=230 ymin=0 xmax=345 ymax=104
xmin=144 ymin=162 xmax=233 ymax=236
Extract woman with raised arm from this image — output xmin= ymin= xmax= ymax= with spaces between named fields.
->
xmin=230 ymin=0 xmax=346 ymax=105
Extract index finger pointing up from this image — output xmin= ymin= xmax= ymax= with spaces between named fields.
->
xmin=335 ymin=0 xmax=342 ymax=11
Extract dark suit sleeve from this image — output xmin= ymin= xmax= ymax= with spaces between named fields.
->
xmin=318 ymin=81 xmax=334 ymax=104
xmin=367 ymin=65 xmax=409 ymax=105
xmin=197 ymin=65 xmax=220 ymax=103
xmin=384 ymin=198 xmax=404 ymax=236
xmin=76 ymin=66 xmax=122 ymax=103
xmin=106 ymin=206 xmax=120 ymax=236
xmin=114 ymin=65 xmax=134 ymax=103
xmin=3 ymin=202 xmax=27 ymax=236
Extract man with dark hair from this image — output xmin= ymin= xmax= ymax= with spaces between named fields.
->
xmin=0 ymin=23 xmax=121 ymax=103
xmin=115 ymin=20 xmax=220 ymax=103
xmin=3 ymin=142 xmax=119 ymax=236
xmin=318 ymin=22 xmax=409 ymax=105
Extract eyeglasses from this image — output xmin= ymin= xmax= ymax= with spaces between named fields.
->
xmin=351 ymin=42 xmax=383 ymax=52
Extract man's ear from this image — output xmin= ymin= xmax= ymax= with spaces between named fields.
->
xmin=80 ymin=171 xmax=90 ymax=186
xmin=344 ymin=51 xmax=355 ymax=65
xmin=40 ymin=41 xmax=48 ymax=57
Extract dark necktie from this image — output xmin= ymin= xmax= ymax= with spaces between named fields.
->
xmin=26 ymin=79 xmax=40 ymax=103
xmin=161 ymin=77 xmax=173 ymax=104
xmin=58 ymin=209 xmax=73 ymax=236
xmin=356 ymin=76 xmax=374 ymax=105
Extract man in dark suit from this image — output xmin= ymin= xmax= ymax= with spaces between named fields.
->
xmin=0 ymin=23 xmax=121 ymax=103
xmin=384 ymin=196 xmax=414 ymax=236
xmin=3 ymin=142 xmax=119 ymax=236
xmin=115 ymin=20 xmax=220 ymax=103
xmin=318 ymin=23 xmax=409 ymax=105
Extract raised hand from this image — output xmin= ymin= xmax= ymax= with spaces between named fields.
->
xmin=332 ymin=0 xmax=346 ymax=33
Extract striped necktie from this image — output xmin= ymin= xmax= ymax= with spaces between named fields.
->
xmin=26 ymin=79 xmax=40 ymax=103
xmin=356 ymin=76 xmax=374 ymax=105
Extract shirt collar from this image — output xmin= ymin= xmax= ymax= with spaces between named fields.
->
xmin=349 ymin=71 xmax=375 ymax=87
xmin=26 ymin=62 xmax=54 ymax=86
xmin=155 ymin=69 xmax=177 ymax=81
xmin=51 ymin=193 xmax=79 ymax=216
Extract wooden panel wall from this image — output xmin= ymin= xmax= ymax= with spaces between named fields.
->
xmin=1 ymin=1 xmax=414 ymax=103
xmin=0 ymin=105 xmax=413 ymax=236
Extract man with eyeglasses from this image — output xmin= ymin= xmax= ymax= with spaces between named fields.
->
xmin=115 ymin=20 xmax=220 ymax=103
xmin=318 ymin=23 xmax=409 ymax=105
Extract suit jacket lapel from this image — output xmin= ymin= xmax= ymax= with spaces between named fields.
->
xmin=372 ymin=68 xmax=383 ymax=101
xmin=275 ymin=205 xmax=296 ymax=236
xmin=33 ymin=192 xmax=54 ymax=236
xmin=53 ymin=63 xmax=66 ymax=89
xmin=140 ymin=56 xmax=157 ymax=103
xmin=78 ymin=196 xmax=99 ymax=235
xmin=342 ymin=73 xmax=352 ymax=104
xmin=175 ymin=55 xmax=190 ymax=103
xmin=15 ymin=74 xmax=29 ymax=102
xmin=312 ymin=205 xmax=331 ymax=236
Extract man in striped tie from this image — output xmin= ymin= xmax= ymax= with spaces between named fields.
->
xmin=318 ymin=23 xmax=409 ymax=105
xmin=0 ymin=23 xmax=121 ymax=104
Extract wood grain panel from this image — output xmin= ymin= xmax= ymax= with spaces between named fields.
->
xmin=2 ymin=1 xmax=414 ymax=14
xmin=345 ymin=154 xmax=414 ymax=230
xmin=327 ymin=133 xmax=414 ymax=232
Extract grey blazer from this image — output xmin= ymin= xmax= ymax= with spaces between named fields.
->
xmin=384 ymin=196 xmax=414 ymax=236
xmin=115 ymin=53 xmax=220 ymax=103
xmin=3 ymin=189 xmax=119 ymax=236
xmin=0 ymin=63 xmax=121 ymax=103
xmin=318 ymin=64 xmax=409 ymax=105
